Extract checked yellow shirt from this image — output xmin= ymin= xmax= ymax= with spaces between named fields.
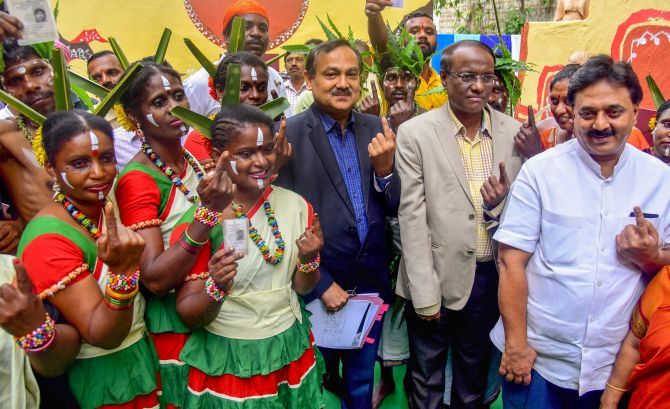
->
xmin=448 ymin=104 xmax=502 ymax=262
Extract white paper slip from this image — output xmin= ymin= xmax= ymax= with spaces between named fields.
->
xmin=5 ymin=0 xmax=58 ymax=46
xmin=391 ymin=0 xmax=404 ymax=7
xmin=306 ymin=298 xmax=382 ymax=349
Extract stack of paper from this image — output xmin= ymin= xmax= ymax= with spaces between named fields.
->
xmin=306 ymin=294 xmax=388 ymax=349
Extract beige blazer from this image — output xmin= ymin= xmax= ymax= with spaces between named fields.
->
xmin=395 ymin=103 xmax=522 ymax=311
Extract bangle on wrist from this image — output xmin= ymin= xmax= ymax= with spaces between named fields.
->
xmin=185 ymin=272 xmax=210 ymax=282
xmin=15 ymin=313 xmax=56 ymax=352
xmin=194 ymin=205 xmax=223 ymax=228
xmin=179 ymin=237 xmax=201 ymax=254
xmin=297 ymin=254 xmax=320 ymax=274
xmin=205 ymin=277 xmax=230 ymax=302
xmin=183 ymin=230 xmax=208 ymax=247
xmin=107 ymin=269 xmax=140 ymax=292
xmin=606 ymin=382 xmax=627 ymax=393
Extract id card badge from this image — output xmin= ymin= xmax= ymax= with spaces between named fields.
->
xmin=5 ymin=0 xmax=58 ymax=46
xmin=390 ymin=0 xmax=404 ymax=7
xmin=224 ymin=218 xmax=249 ymax=255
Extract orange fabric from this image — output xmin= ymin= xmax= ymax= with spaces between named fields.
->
xmin=540 ymin=128 xmax=558 ymax=151
xmin=626 ymin=266 xmax=670 ymax=408
xmin=628 ymin=127 xmax=652 ymax=153
xmin=222 ymin=0 xmax=269 ymax=31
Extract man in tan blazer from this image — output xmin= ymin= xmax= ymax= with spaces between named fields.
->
xmin=395 ymin=40 xmax=522 ymax=409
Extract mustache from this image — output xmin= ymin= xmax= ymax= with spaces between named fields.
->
xmin=588 ymin=129 xmax=615 ymax=138
xmin=330 ymin=88 xmax=352 ymax=96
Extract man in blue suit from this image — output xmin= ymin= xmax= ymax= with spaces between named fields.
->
xmin=275 ymin=39 xmax=400 ymax=409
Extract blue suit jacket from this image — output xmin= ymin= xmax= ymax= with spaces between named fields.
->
xmin=275 ymin=105 xmax=400 ymax=302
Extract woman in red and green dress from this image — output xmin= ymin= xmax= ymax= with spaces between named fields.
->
xmin=18 ymin=111 xmax=157 ymax=408
xmin=172 ymin=104 xmax=325 ymax=407
xmin=114 ymin=62 xmax=235 ymax=408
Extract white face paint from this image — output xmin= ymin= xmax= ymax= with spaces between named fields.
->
xmin=250 ymin=67 xmax=258 ymax=81
xmin=60 ymin=172 xmax=74 ymax=189
xmin=230 ymin=160 xmax=238 ymax=175
xmin=179 ymin=124 xmax=188 ymax=136
xmin=256 ymin=127 xmax=264 ymax=146
xmin=665 ymin=147 xmax=670 ymax=157
xmin=89 ymin=131 xmax=99 ymax=155
xmin=16 ymin=66 xmax=26 ymax=75
xmin=257 ymin=179 xmax=264 ymax=190
xmin=98 ymin=191 xmax=105 ymax=201
xmin=146 ymin=113 xmax=159 ymax=127
xmin=161 ymin=75 xmax=170 ymax=90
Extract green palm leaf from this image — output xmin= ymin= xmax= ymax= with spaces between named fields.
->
xmin=259 ymin=97 xmax=289 ymax=119
xmin=171 ymin=105 xmax=212 ymax=139
xmin=154 ymin=28 xmax=172 ymax=65
xmin=646 ymin=75 xmax=666 ymax=109
xmin=221 ymin=63 xmax=241 ymax=107
xmin=183 ymin=38 xmax=217 ymax=77
xmin=93 ymin=63 xmax=142 ymax=117
xmin=108 ymin=37 xmax=129 ymax=70
xmin=67 ymin=70 xmax=109 ymax=98
xmin=51 ymin=47 xmax=73 ymax=111
xmin=228 ymin=17 xmax=245 ymax=53
xmin=0 ymin=90 xmax=46 ymax=124
xmin=265 ymin=52 xmax=287 ymax=67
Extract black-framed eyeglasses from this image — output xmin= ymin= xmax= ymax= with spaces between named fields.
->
xmin=446 ymin=71 xmax=497 ymax=84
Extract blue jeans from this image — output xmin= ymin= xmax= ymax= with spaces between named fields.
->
xmin=319 ymin=320 xmax=383 ymax=409
xmin=502 ymin=370 xmax=603 ymax=409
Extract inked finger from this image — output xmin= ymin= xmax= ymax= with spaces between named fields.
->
xmin=13 ymin=259 xmax=33 ymax=294
xmin=103 ymin=202 xmax=118 ymax=238
xmin=527 ymin=105 xmax=536 ymax=128
xmin=498 ymin=161 xmax=508 ymax=184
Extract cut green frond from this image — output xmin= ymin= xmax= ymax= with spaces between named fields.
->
xmin=259 ymin=97 xmax=290 ymax=119
xmin=646 ymin=75 xmax=666 ymax=109
xmin=184 ymin=38 xmax=217 ymax=77
xmin=171 ymin=105 xmax=212 ymax=139
xmin=0 ymin=90 xmax=46 ymax=124
xmin=93 ymin=63 xmax=142 ymax=117
xmin=108 ymin=37 xmax=129 ymax=70
xmin=154 ymin=28 xmax=172 ymax=65
xmin=51 ymin=47 xmax=73 ymax=111
xmin=228 ymin=17 xmax=245 ymax=53
xmin=67 ymin=71 xmax=109 ymax=99
xmin=221 ymin=63 xmax=241 ymax=106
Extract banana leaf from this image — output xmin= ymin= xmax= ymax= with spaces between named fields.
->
xmin=646 ymin=75 xmax=666 ymax=109
xmin=67 ymin=71 xmax=109 ymax=98
xmin=51 ymin=48 xmax=73 ymax=111
xmin=259 ymin=97 xmax=289 ymax=119
xmin=228 ymin=16 xmax=245 ymax=53
xmin=93 ymin=63 xmax=142 ymax=117
xmin=108 ymin=37 xmax=129 ymax=70
xmin=265 ymin=52 xmax=286 ymax=67
xmin=154 ymin=28 xmax=172 ymax=65
xmin=183 ymin=38 xmax=217 ymax=77
xmin=171 ymin=105 xmax=212 ymax=139
xmin=0 ymin=90 xmax=46 ymax=124
xmin=221 ymin=63 xmax=241 ymax=107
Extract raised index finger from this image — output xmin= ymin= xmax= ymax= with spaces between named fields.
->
xmin=527 ymin=105 xmax=536 ymax=128
xmin=406 ymin=84 xmax=415 ymax=106
xmin=371 ymin=81 xmax=379 ymax=102
xmin=633 ymin=206 xmax=649 ymax=235
xmin=381 ymin=117 xmax=395 ymax=142
xmin=498 ymin=161 xmax=508 ymax=184
xmin=13 ymin=259 xmax=33 ymax=294
xmin=103 ymin=202 xmax=118 ymax=239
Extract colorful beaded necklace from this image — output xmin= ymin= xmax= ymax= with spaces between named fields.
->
xmin=54 ymin=192 xmax=103 ymax=239
xmin=232 ymin=201 xmax=285 ymax=265
xmin=17 ymin=116 xmax=34 ymax=144
xmin=140 ymin=138 xmax=204 ymax=203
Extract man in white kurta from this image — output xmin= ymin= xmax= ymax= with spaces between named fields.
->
xmin=491 ymin=55 xmax=670 ymax=408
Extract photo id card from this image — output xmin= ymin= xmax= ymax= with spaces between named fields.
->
xmin=390 ymin=0 xmax=404 ymax=7
xmin=224 ymin=218 xmax=249 ymax=255
xmin=5 ymin=0 xmax=58 ymax=46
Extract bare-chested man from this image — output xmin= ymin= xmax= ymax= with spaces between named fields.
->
xmin=0 ymin=41 xmax=55 ymax=253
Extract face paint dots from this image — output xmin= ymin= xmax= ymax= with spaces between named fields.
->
xmin=161 ymin=75 xmax=170 ymax=90
xmin=257 ymin=127 xmax=264 ymax=146
xmin=250 ymin=67 xmax=258 ymax=81
xmin=89 ymin=131 xmax=99 ymax=156
xmin=60 ymin=172 xmax=74 ymax=189
xmin=230 ymin=160 xmax=238 ymax=175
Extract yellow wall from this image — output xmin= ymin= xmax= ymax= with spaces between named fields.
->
xmin=518 ymin=0 xmax=669 ymax=122
xmin=58 ymin=0 xmax=428 ymax=78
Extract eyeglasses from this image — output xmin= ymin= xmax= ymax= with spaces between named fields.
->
xmin=446 ymin=71 xmax=497 ymax=84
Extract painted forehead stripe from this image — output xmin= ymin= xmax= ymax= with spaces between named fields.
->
xmin=256 ymin=127 xmax=263 ymax=146
xmin=89 ymin=131 xmax=99 ymax=155
xmin=250 ymin=67 xmax=258 ymax=81
xmin=161 ymin=75 xmax=170 ymax=90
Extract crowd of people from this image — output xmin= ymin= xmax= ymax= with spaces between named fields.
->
xmin=0 ymin=0 xmax=668 ymax=408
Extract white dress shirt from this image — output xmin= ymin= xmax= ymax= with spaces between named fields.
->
xmin=490 ymin=139 xmax=670 ymax=395
xmin=183 ymin=56 xmax=292 ymax=118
